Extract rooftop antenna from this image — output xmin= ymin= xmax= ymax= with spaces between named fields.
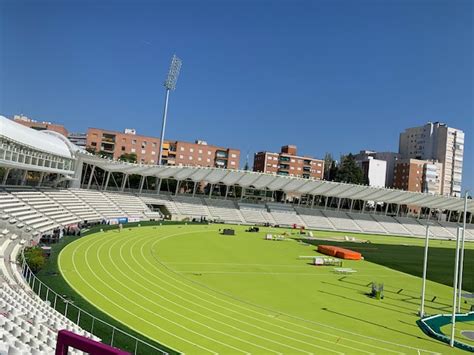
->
xmin=158 ymin=54 xmax=182 ymax=166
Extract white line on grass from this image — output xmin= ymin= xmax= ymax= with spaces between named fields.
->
xmin=63 ymin=238 xmax=219 ymax=355
xmin=101 ymin=236 xmax=290 ymax=355
xmin=143 ymin=228 xmax=439 ymax=355
xmin=85 ymin=235 xmax=250 ymax=355
xmin=133 ymin=230 xmax=407 ymax=354
xmin=116 ymin=233 xmax=354 ymax=355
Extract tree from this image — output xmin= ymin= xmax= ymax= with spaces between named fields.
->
xmin=334 ymin=153 xmax=364 ymax=184
xmin=119 ymin=153 xmax=137 ymax=163
xmin=323 ymin=153 xmax=334 ymax=180
xmin=21 ymin=247 xmax=46 ymax=273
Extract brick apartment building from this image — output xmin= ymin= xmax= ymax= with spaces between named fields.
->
xmin=253 ymin=145 xmax=324 ymax=179
xmin=86 ymin=128 xmax=240 ymax=169
xmin=392 ymin=158 xmax=442 ymax=194
xmin=13 ymin=115 xmax=69 ymax=137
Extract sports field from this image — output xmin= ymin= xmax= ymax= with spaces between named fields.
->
xmin=58 ymin=224 xmax=473 ymax=354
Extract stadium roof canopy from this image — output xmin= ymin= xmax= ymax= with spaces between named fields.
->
xmin=0 ymin=116 xmax=74 ymax=158
xmin=80 ymin=153 xmax=474 ymax=213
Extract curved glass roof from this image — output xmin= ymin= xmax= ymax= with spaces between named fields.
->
xmin=0 ymin=116 xmax=73 ymax=158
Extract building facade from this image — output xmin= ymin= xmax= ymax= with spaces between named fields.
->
xmin=68 ymin=133 xmax=87 ymax=148
xmin=393 ymin=158 xmax=442 ymax=195
xmin=399 ymin=122 xmax=464 ymax=197
xmin=86 ymin=128 xmax=240 ymax=169
xmin=13 ymin=115 xmax=69 ymax=137
xmin=354 ymin=150 xmax=401 ymax=188
xmin=253 ymin=145 xmax=324 ymax=179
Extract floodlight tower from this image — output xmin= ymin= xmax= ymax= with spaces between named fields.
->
xmin=158 ymin=54 xmax=182 ymax=166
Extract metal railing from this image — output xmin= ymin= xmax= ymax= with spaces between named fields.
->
xmin=18 ymin=250 xmax=174 ymax=355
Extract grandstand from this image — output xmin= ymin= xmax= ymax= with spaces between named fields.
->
xmin=0 ymin=115 xmax=473 ymax=353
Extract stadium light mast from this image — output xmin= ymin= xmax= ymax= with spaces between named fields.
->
xmin=158 ymin=54 xmax=182 ymax=166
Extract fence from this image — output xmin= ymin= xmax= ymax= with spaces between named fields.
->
xmin=18 ymin=250 xmax=176 ymax=355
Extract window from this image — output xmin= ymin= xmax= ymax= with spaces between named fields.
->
xmin=152 ymin=151 xmax=156 ymax=155
xmin=208 ymin=151 xmax=211 ymax=155
xmin=179 ymin=155 xmax=184 ymax=159
xmin=199 ymin=149 xmax=202 ymax=154
xmin=150 ymin=159 xmax=154 ymax=163
xmin=132 ymin=140 xmax=137 ymax=145
xmin=131 ymin=148 xmax=136 ymax=153
xmin=121 ymin=146 xmax=125 ymax=151
xmin=198 ymin=157 xmax=202 ymax=161
xmin=231 ymin=161 xmax=236 ymax=165
xmin=152 ymin=143 xmax=156 ymax=148
xmin=231 ymin=153 xmax=237 ymax=158
xmin=190 ymin=148 xmax=194 ymax=152
xmin=180 ymin=147 xmax=185 ymax=151
xmin=207 ymin=158 xmax=211 ymax=162
xmin=91 ymin=142 xmax=97 ymax=146
xmin=189 ymin=156 xmax=193 ymax=160
xmin=291 ymin=159 xmax=295 ymax=163
xmin=141 ymin=150 xmax=146 ymax=154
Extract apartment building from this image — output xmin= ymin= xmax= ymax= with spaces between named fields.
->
xmin=392 ymin=158 xmax=443 ymax=194
xmin=68 ymin=133 xmax=87 ymax=148
xmin=399 ymin=122 xmax=464 ymax=197
xmin=354 ymin=150 xmax=401 ymax=188
xmin=253 ymin=145 xmax=324 ymax=179
xmin=86 ymin=128 xmax=240 ymax=169
xmin=13 ymin=115 xmax=69 ymax=137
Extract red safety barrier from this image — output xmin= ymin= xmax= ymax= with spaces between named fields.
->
xmin=55 ymin=330 xmax=130 ymax=355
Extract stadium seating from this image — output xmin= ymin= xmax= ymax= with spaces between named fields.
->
xmin=294 ymin=207 xmax=336 ymax=230
xmin=204 ymin=199 xmax=245 ymax=223
xmin=70 ymin=189 xmax=125 ymax=219
xmin=0 ymin=229 xmax=97 ymax=354
xmin=394 ymin=217 xmax=427 ymax=236
xmin=172 ymin=195 xmax=211 ymax=219
xmin=371 ymin=214 xmax=412 ymax=236
xmin=347 ymin=213 xmax=387 ymax=234
xmin=321 ymin=210 xmax=362 ymax=232
xmin=238 ymin=203 xmax=273 ymax=224
xmin=43 ymin=189 xmax=102 ymax=222
xmin=139 ymin=194 xmax=180 ymax=217
xmin=104 ymin=192 xmax=151 ymax=219
xmin=266 ymin=203 xmax=305 ymax=227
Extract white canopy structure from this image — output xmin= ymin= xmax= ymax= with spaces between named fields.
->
xmin=78 ymin=153 xmax=474 ymax=214
xmin=0 ymin=116 xmax=74 ymax=158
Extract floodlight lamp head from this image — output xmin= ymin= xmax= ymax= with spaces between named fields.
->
xmin=164 ymin=54 xmax=182 ymax=91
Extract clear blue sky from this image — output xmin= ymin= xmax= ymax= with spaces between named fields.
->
xmin=1 ymin=0 xmax=472 ymax=190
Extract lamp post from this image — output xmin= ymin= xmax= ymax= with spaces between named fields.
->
xmin=450 ymin=227 xmax=462 ymax=347
xmin=457 ymin=191 xmax=469 ymax=313
xmin=420 ymin=225 xmax=430 ymax=318
xmin=158 ymin=54 xmax=182 ymax=166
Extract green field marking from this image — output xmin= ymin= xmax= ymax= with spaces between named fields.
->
xmin=59 ymin=224 xmax=470 ymax=354
xmin=440 ymin=321 xmax=474 ymax=346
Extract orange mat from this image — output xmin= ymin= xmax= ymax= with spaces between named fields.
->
xmin=317 ymin=245 xmax=362 ymax=260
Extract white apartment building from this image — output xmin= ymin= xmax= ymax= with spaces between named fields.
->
xmin=399 ymin=122 xmax=464 ymax=197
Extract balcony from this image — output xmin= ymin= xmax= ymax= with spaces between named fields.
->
xmin=216 ymin=151 xmax=228 ymax=159
xmin=279 ymin=164 xmax=289 ymax=170
xmin=102 ymin=134 xmax=116 ymax=143
xmin=279 ymin=156 xmax=290 ymax=162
